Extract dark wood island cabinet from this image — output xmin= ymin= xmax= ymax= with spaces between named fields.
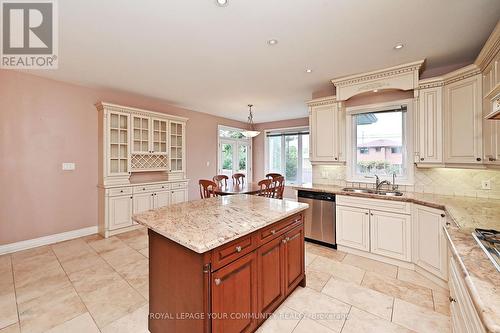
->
xmin=133 ymin=195 xmax=308 ymax=333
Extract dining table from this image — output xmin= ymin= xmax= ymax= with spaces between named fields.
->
xmin=213 ymin=182 xmax=263 ymax=196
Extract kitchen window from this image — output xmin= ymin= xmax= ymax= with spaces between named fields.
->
xmin=265 ymin=127 xmax=311 ymax=185
xmin=346 ymin=100 xmax=414 ymax=184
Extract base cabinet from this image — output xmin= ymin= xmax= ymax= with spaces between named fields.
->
xmin=148 ymin=213 xmax=305 ymax=333
xmin=449 ymin=257 xmax=486 ymax=333
xmin=101 ymin=181 xmax=189 ymax=237
xmin=108 ymin=195 xmax=133 ymax=230
xmin=212 ymin=253 xmax=258 ymax=333
xmin=336 ymin=206 xmax=370 ymax=251
xmin=413 ymin=205 xmax=448 ymax=280
xmin=370 ymin=210 xmax=412 ymax=262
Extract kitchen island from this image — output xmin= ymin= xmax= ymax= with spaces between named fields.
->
xmin=133 ymin=194 xmax=309 ymax=333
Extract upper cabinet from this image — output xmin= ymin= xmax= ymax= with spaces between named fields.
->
xmin=308 ymin=96 xmax=345 ymax=164
xmin=97 ymin=103 xmax=188 ymax=185
xmin=415 ymin=84 xmax=444 ymax=165
xmin=444 ymin=71 xmax=483 ymax=164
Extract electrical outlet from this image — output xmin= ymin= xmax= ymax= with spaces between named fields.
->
xmin=481 ymin=180 xmax=491 ymax=190
xmin=62 ymin=163 xmax=75 ymax=171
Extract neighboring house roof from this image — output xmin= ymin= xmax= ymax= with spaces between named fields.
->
xmin=358 ymin=139 xmax=401 ymax=148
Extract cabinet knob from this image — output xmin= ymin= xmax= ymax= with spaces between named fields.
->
xmin=370 ymin=213 xmax=373 ymax=216
xmin=270 ymin=229 xmax=276 ymax=235
xmin=235 ymin=246 xmax=242 ymax=253
xmin=365 ymin=212 xmax=369 ymax=215
xmin=441 ymin=214 xmax=445 ymax=218
xmin=120 ymin=190 xmax=123 ymax=193
xmin=476 ymin=157 xmax=482 ymax=162
xmin=142 ymin=188 xmax=146 ymax=191
xmin=489 ymin=157 xmax=497 ymax=162
xmin=446 ymin=221 xmax=451 ymax=227
xmin=334 ymin=157 xmax=338 ymax=160
xmin=130 ymin=196 xmax=133 ymax=199
xmin=420 ymin=158 xmax=424 ymax=161
xmin=449 ymin=296 xmax=456 ymax=303
xmin=214 ymin=278 xmax=221 ymax=286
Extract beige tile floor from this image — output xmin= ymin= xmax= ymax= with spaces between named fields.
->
xmin=0 ymin=229 xmax=451 ymax=333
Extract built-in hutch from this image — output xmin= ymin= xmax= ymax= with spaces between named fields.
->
xmin=97 ymin=102 xmax=189 ymax=237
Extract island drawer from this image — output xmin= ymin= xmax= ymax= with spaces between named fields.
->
xmin=259 ymin=213 xmax=303 ymax=244
xmin=211 ymin=235 xmax=257 ymax=271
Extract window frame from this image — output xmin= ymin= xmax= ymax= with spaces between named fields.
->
xmin=345 ymin=99 xmax=414 ymax=185
xmin=264 ymin=126 xmax=311 ymax=185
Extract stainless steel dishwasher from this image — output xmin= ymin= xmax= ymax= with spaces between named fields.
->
xmin=297 ymin=190 xmax=336 ymax=248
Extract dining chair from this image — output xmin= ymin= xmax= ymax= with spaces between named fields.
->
xmin=258 ymin=179 xmax=274 ymax=198
xmin=232 ymin=173 xmax=246 ymax=185
xmin=213 ymin=175 xmax=229 ymax=187
xmin=265 ymin=173 xmax=283 ymax=180
xmin=272 ymin=176 xmax=285 ymax=199
xmin=199 ymin=180 xmax=219 ymax=199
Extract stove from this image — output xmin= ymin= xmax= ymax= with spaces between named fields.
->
xmin=472 ymin=229 xmax=500 ymax=272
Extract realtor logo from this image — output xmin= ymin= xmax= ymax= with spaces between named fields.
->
xmin=1 ymin=0 xmax=58 ymax=69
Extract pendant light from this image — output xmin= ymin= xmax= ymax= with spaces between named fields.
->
xmin=241 ymin=104 xmax=260 ymax=138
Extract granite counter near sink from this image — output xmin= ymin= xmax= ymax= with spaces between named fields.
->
xmin=293 ymin=183 xmax=500 ymax=333
xmin=293 ymin=183 xmax=500 ymax=231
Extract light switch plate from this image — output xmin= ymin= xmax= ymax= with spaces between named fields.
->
xmin=481 ymin=180 xmax=491 ymax=190
xmin=62 ymin=163 xmax=76 ymax=171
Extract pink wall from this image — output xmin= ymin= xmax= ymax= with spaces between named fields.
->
xmin=0 ymin=70 xmax=247 ymax=245
xmin=252 ymin=118 xmax=309 ymax=181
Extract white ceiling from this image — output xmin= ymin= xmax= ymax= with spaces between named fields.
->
xmin=33 ymin=0 xmax=500 ymax=122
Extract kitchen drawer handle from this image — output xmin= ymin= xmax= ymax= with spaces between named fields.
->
xmin=449 ymin=296 xmax=456 ymax=303
xmin=270 ymin=229 xmax=276 ymax=235
xmin=214 ymin=278 xmax=221 ymax=286
xmin=235 ymin=246 xmax=242 ymax=253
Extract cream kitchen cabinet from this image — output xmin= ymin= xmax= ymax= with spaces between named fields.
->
xmin=336 ymin=196 xmax=412 ymax=262
xmin=482 ymin=51 xmax=500 ymax=165
xmin=131 ymin=116 xmax=168 ymax=155
xmin=168 ymin=120 xmax=186 ymax=178
xmin=336 ymin=205 xmax=370 ymax=251
xmin=100 ymin=180 xmax=189 ymax=237
xmin=412 ymin=204 xmax=448 ymax=280
xmin=370 ymin=210 xmax=412 ymax=262
xmin=108 ymin=195 xmax=133 ymax=230
xmin=308 ymin=96 xmax=345 ymax=164
xmin=444 ymin=72 xmax=483 ymax=164
xmin=449 ymin=257 xmax=487 ymax=333
xmin=103 ymin=110 xmax=131 ymax=185
xmin=415 ymin=85 xmax=444 ymax=165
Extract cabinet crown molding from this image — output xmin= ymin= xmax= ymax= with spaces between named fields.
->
xmin=331 ymin=60 xmax=424 ymax=101
xmin=96 ymin=102 xmax=189 ymax=122
xmin=417 ymin=64 xmax=481 ymax=89
xmin=474 ymin=21 xmax=500 ymax=71
xmin=306 ymin=95 xmax=338 ymax=107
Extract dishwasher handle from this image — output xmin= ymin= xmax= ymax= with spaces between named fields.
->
xmin=297 ymin=190 xmax=335 ymax=202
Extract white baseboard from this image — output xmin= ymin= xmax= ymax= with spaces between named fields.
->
xmin=0 ymin=226 xmax=98 ymax=255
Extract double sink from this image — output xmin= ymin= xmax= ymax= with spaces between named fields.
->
xmin=342 ymin=188 xmax=404 ymax=196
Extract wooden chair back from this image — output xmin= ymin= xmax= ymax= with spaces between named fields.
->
xmin=199 ymin=180 xmax=218 ymax=199
xmin=272 ymin=176 xmax=285 ymax=199
xmin=265 ymin=173 xmax=282 ymax=180
xmin=258 ymin=179 xmax=274 ymax=198
xmin=232 ymin=173 xmax=246 ymax=185
xmin=213 ymin=175 xmax=228 ymax=187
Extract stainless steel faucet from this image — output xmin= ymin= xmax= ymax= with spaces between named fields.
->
xmin=365 ymin=174 xmax=391 ymax=191
xmin=392 ymin=172 xmax=398 ymax=191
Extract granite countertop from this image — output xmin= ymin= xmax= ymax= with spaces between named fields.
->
xmin=132 ymin=194 xmax=308 ymax=254
xmin=294 ymin=183 xmax=500 ymax=332
xmin=294 ymin=183 xmax=500 ymax=231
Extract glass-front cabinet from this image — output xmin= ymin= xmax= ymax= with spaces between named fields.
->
xmin=169 ymin=120 xmax=185 ymax=174
xmin=108 ymin=111 xmax=130 ymax=177
xmin=131 ymin=116 xmax=168 ymax=154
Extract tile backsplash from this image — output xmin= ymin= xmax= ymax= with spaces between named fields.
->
xmin=312 ymin=165 xmax=500 ymax=199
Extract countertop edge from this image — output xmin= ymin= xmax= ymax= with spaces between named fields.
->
xmin=444 ymin=228 xmax=500 ymax=333
xmin=133 ymin=205 xmax=308 ymax=254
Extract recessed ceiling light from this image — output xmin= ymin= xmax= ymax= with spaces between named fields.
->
xmin=267 ymin=39 xmax=278 ymax=45
xmin=215 ymin=0 xmax=228 ymax=7
xmin=306 ymin=69 xmax=313 ymax=73
xmin=393 ymin=43 xmax=404 ymax=50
